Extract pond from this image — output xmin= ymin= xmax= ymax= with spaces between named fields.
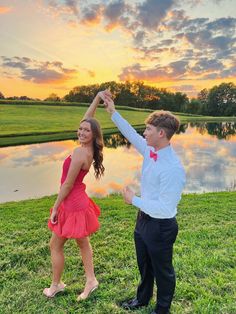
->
xmin=0 ymin=122 xmax=235 ymax=203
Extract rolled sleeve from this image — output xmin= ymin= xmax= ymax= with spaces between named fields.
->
xmin=131 ymin=167 xmax=186 ymax=218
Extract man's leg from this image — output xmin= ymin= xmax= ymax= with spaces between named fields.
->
xmin=135 ymin=229 xmax=154 ymax=304
xmin=122 ymin=214 xmax=154 ymax=310
xmin=148 ymin=218 xmax=178 ymax=313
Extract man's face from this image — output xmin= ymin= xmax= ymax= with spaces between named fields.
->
xmin=143 ymin=123 xmax=161 ymax=148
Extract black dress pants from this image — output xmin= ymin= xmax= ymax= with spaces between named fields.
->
xmin=134 ymin=211 xmax=178 ymax=311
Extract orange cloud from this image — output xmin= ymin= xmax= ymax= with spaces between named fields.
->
xmin=81 ymin=15 xmax=101 ymax=26
xmin=0 ymin=6 xmax=11 ymax=14
xmin=105 ymin=21 xmax=120 ymax=32
xmin=109 ymin=181 xmax=123 ymax=191
xmin=87 ymin=186 xmax=107 ymax=197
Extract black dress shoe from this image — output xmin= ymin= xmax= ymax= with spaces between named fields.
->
xmin=121 ymin=298 xmax=148 ymax=310
xmin=152 ymin=306 xmax=170 ymax=314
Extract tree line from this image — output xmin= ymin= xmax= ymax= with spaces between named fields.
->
xmin=1 ymin=81 xmax=235 ymax=116
xmin=103 ymin=121 xmax=236 ymax=148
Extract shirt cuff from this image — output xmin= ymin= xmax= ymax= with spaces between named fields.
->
xmin=132 ymin=195 xmax=142 ymax=209
xmin=111 ymin=110 xmax=119 ymax=121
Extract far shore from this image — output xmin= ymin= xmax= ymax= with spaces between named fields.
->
xmin=1 ymin=103 xmax=235 ymax=147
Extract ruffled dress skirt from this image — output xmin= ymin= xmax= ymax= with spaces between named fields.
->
xmin=48 ymin=184 xmax=100 ymax=238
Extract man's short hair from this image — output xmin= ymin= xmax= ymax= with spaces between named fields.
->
xmin=145 ymin=110 xmax=180 ymax=139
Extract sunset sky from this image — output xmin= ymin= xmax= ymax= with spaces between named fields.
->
xmin=0 ymin=0 xmax=235 ymax=99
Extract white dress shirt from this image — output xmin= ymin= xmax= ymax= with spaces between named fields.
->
xmin=112 ymin=111 xmax=186 ymax=219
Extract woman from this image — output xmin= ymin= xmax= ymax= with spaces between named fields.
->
xmin=43 ymin=92 xmax=105 ymax=300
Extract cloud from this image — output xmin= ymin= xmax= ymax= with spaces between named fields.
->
xmin=87 ymin=69 xmax=96 ymax=77
xmin=191 ymin=58 xmax=224 ymax=74
xmin=119 ymin=55 xmax=236 ymax=82
xmin=133 ymin=44 xmax=172 ymax=61
xmin=0 ymin=6 xmax=11 ymax=14
xmin=1 ymin=56 xmax=77 ymax=84
xmin=48 ymin=0 xmax=79 ymax=16
xmin=81 ymin=3 xmax=103 ymax=25
xmin=137 ymin=0 xmax=175 ymax=30
xmin=65 ymin=0 xmax=79 ymax=16
xmin=207 ymin=17 xmax=236 ymax=35
xmin=179 ymin=31 xmax=235 ymax=52
xmin=42 ymin=0 xmax=236 ymax=84
xmin=201 ymin=63 xmax=236 ymax=80
xmin=170 ymin=84 xmax=199 ymax=97
xmin=104 ymin=0 xmax=127 ymax=28
xmin=119 ymin=60 xmax=189 ymax=82
xmin=133 ymin=30 xmax=147 ymax=45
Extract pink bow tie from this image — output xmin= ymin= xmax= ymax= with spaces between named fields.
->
xmin=150 ymin=150 xmax=158 ymax=162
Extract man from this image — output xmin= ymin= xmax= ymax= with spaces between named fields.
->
xmin=104 ymin=92 xmax=186 ymax=314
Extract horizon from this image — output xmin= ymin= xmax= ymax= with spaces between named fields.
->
xmin=0 ymin=0 xmax=235 ymax=99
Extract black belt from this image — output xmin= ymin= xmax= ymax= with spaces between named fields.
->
xmin=138 ymin=210 xmax=151 ymax=220
xmin=138 ymin=210 xmax=174 ymax=221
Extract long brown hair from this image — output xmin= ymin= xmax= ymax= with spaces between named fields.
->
xmin=81 ymin=118 xmax=105 ymax=179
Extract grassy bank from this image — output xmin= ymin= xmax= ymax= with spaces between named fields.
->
xmin=1 ymin=104 xmax=235 ymax=147
xmin=0 ymin=192 xmax=235 ymax=314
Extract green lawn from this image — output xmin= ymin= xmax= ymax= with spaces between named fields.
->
xmin=1 ymin=104 xmax=236 ymax=147
xmin=0 ymin=192 xmax=235 ymax=314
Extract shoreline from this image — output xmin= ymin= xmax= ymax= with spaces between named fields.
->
xmin=0 ymin=190 xmax=235 ymax=206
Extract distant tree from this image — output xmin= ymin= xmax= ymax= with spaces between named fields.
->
xmin=64 ymin=85 xmax=99 ymax=102
xmin=99 ymin=81 xmax=121 ymax=97
xmin=132 ymin=81 xmax=160 ymax=108
xmin=197 ymin=88 xmax=209 ymax=114
xmin=206 ymin=82 xmax=236 ymax=116
xmin=115 ymin=81 xmax=138 ymax=107
xmin=7 ymin=96 xmax=19 ymax=100
xmin=63 ymin=81 xmax=192 ymax=112
xmin=173 ymin=92 xmax=189 ymax=112
xmin=156 ymin=90 xmax=175 ymax=111
xmin=0 ymin=91 xmax=4 ymax=99
xmin=44 ymin=93 xmax=61 ymax=102
xmin=186 ymin=98 xmax=202 ymax=114
xmin=19 ymin=96 xmax=31 ymax=100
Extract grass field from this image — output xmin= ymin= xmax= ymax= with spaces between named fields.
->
xmin=1 ymin=103 xmax=236 ymax=147
xmin=0 ymin=192 xmax=235 ymax=314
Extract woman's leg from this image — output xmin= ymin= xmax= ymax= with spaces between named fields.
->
xmin=76 ymin=237 xmax=99 ymax=299
xmin=43 ymin=232 xmax=67 ymax=297
xmin=50 ymin=232 xmax=67 ymax=284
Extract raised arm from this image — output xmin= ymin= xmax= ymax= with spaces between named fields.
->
xmin=82 ymin=91 xmax=105 ymax=120
xmin=104 ymin=94 xmax=147 ymax=156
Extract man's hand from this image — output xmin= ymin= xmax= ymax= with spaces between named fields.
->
xmin=123 ymin=186 xmax=135 ymax=204
xmin=97 ymin=89 xmax=112 ymax=102
xmin=104 ymin=94 xmax=115 ymax=114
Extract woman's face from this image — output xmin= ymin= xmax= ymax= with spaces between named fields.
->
xmin=77 ymin=121 xmax=93 ymax=144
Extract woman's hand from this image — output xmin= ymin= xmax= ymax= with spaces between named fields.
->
xmin=50 ymin=208 xmax=58 ymax=224
xmin=97 ymin=89 xmax=112 ymax=103
xmin=97 ymin=91 xmax=106 ymax=102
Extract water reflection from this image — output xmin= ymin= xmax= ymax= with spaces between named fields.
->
xmin=190 ymin=122 xmax=236 ymax=140
xmin=0 ymin=122 xmax=235 ymax=203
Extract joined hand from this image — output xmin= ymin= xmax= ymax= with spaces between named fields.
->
xmin=122 ymin=186 xmax=135 ymax=204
